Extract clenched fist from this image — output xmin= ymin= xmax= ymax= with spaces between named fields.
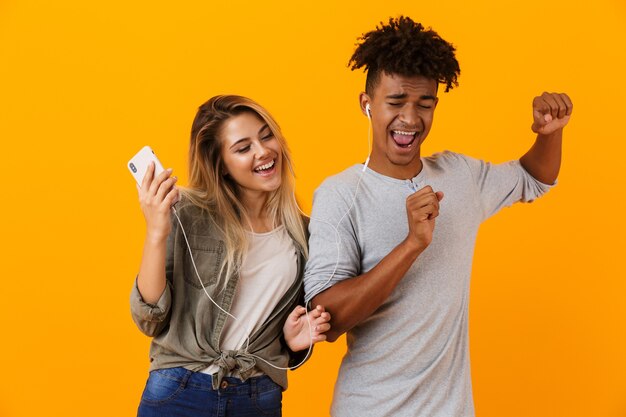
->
xmin=405 ymin=185 xmax=444 ymax=252
xmin=531 ymin=92 xmax=573 ymax=135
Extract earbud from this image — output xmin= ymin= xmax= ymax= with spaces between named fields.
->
xmin=365 ymin=103 xmax=371 ymax=118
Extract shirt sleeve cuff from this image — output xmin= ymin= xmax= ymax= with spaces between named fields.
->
xmin=130 ymin=277 xmax=171 ymax=323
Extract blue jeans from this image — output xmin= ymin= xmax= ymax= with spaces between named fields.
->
xmin=137 ymin=367 xmax=283 ymax=417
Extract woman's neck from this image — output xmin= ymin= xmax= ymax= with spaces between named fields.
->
xmin=240 ymin=190 xmax=274 ymax=233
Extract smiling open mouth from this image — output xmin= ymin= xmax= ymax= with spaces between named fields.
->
xmin=254 ymin=159 xmax=275 ymax=173
xmin=391 ymin=130 xmax=418 ymax=148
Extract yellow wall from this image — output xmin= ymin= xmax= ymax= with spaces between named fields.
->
xmin=1 ymin=1 xmax=625 ymax=416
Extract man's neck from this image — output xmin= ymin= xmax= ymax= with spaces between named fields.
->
xmin=366 ymin=156 xmax=424 ymax=180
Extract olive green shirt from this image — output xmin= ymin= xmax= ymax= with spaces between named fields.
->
xmin=130 ymin=201 xmax=307 ymax=390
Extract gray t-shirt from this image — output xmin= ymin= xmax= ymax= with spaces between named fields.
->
xmin=304 ymin=151 xmax=552 ymax=417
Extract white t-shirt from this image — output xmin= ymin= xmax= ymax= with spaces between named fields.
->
xmin=203 ymin=225 xmax=297 ymax=376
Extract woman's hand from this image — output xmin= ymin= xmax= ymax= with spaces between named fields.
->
xmin=138 ymin=162 xmax=179 ymax=242
xmin=283 ymin=305 xmax=331 ymax=352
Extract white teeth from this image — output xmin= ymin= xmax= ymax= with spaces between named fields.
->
xmin=393 ymin=130 xmax=417 ymax=136
xmin=255 ymin=160 xmax=275 ymax=172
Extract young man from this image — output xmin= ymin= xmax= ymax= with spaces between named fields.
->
xmin=303 ymin=17 xmax=572 ymax=417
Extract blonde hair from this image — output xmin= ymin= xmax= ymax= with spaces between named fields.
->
xmin=181 ymin=95 xmax=308 ymax=286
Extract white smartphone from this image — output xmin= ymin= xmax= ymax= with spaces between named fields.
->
xmin=127 ymin=145 xmax=165 ymax=186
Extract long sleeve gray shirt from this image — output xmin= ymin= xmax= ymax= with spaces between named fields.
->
xmin=304 ymin=151 xmax=553 ymax=417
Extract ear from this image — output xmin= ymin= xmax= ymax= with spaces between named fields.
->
xmin=359 ymin=92 xmax=371 ymax=117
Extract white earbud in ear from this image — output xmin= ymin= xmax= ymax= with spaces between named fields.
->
xmin=365 ymin=103 xmax=371 ymax=118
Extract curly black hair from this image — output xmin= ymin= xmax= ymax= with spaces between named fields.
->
xmin=349 ymin=16 xmax=460 ymax=94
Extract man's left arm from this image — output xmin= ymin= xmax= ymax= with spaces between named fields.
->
xmin=519 ymin=92 xmax=573 ymax=184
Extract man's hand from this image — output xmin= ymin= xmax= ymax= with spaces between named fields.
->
xmin=283 ymin=305 xmax=331 ymax=352
xmin=531 ymin=92 xmax=573 ymax=135
xmin=404 ymin=186 xmax=444 ymax=252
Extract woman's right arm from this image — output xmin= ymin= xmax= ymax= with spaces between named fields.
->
xmin=130 ymin=162 xmax=179 ymax=336
xmin=137 ymin=162 xmax=179 ymax=302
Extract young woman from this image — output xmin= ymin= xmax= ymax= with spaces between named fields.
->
xmin=130 ymin=95 xmax=330 ymax=417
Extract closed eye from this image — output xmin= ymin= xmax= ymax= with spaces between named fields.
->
xmin=236 ymin=145 xmax=251 ymax=153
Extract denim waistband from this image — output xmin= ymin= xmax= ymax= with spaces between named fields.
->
xmin=150 ymin=367 xmax=279 ymax=394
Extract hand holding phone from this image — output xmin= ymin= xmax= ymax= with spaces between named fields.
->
xmin=128 ymin=146 xmax=179 ymax=241
xmin=128 ymin=146 xmax=166 ymax=186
